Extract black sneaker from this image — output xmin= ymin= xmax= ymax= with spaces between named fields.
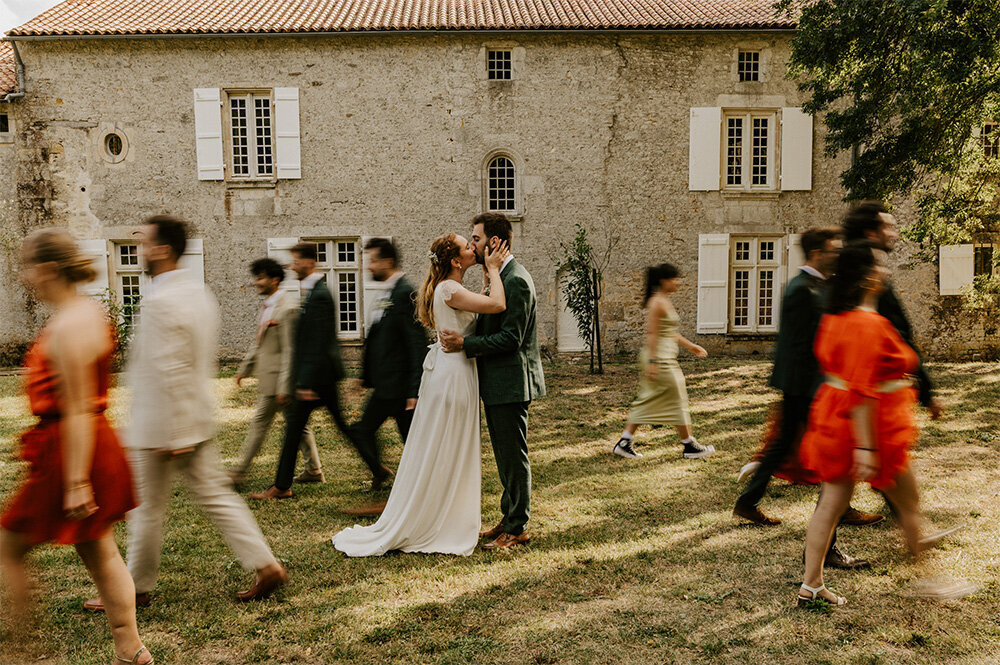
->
xmin=681 ymin=439 xmax=715 ymax=459
xmin=613 ymin=438 xmax=642 ymax=459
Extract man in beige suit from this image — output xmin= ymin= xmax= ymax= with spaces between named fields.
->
xmin=231 ymin=258 xmax=323 ymax=486
xmin=84 ymin=216 xmax=287 ymax=612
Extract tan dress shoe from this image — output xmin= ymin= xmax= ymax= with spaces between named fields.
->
xmin=249 ymin=486 xmax=293 ymax=500
xmin=341 ymin=501 xmax=387 ymax=516
xmin=236 ymin=564 xmax=289 ymax=602
xmin=483 ymin=531 xmax=531 ymax=550
xmin=294 ymin=469 xmax=325 ymax=483
xmin=83 ymin=592 xmax=151 ymax=613
xmin=733 ymin=503 xmax=782 ymax=526
xmin=839 ymin=507 xmax=885 ymax=526
xmin=479 ymin=520 xmax=505 ymax=540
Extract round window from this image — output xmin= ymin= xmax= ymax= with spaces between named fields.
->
xmin=105 ymin=133 xmax=123 ymax=156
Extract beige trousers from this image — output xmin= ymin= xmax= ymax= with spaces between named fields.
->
xmin=235 ymin=393 xmax=321 ymax=476
xmin=126 ymin=443 xmax=276 ymax=594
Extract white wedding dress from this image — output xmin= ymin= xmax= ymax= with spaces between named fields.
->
xmin=331 ymin=279 xmax=481 ymax=556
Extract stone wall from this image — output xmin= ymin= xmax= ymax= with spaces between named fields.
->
xmin=0 ymin=31 xmax=986 ymax=361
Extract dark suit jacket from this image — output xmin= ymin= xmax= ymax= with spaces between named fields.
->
xmin=464 ymin=259 xmax=546 ymax=406
xmin=291 ymin=276 xmax=345 ymax=391
xmin=878 ymin=282 xmax=933 ymax=407
xmin=770 ymin=270 xmax=825 ymax=396
xmin=361 ymin=275 xmax=428 ymax=400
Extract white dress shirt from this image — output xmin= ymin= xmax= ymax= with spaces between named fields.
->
xmin=369 ymin=271 xmax=403 ymax=327
xmin=300 ymin=271 xmax=323 ymax=293
xmin=800 ymin=265 xmax=825 ymax=280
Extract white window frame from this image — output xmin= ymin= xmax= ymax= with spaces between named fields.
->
xmin=737 ymin=50 xmax=761 ymax=82
xmin=729 ymin=236 xmax=783 ymax=333
xmin=0 ymin=109 xmax=11 ymax=143
xmin=303 ymin=237 xmax=363 ymax=341
xmin=485 ymin=153 xmax=518 ymax=213
xmin=982 ymin=121 xmax=999 ymax=159
xmin=112 ymin=241 xmax=145 ymax=329
xmin=225 ymin=90 xmax=275 ymax=181
xmin=722 ymin=110 xmax=777 ymax=192
xmin=974 ymin=241 xmax=1000 ymax=277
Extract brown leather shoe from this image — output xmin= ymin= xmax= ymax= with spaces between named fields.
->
xmin=341 ymin=501 xmax=387 ymax=516
xmin=479 ymin=520 xmax=505 ymax=540
xmin=83 ymin=592 xmax=151 ymax=613
xmin=294 ymin=469 xmax=325 ymax=483
xmin=483 ymin=531 xmax=531 ymax=550
xmin=236 ymin=564 xmax=289 ymax=602
xmin=249 ymin=486 xmax=293 ymax=500
xmin=839 ymin=507 xmax=885 ymax=526
xmin=372 ymin=465 xmax=394 ymax=492
xmin=733 ymin=503 xmax=782 ymax=526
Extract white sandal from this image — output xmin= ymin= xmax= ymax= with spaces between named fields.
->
xmin=116 ymin=646 xmax=153 ymax=664
xmin=797 ymin=583 xmax=846 ymax=607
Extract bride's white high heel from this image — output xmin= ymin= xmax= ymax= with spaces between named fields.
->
xmin=797 ymin=583 xmax=846 ymax=608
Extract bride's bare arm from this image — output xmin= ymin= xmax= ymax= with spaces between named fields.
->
xmin=446 ymin=241 xmax=509 ymax=315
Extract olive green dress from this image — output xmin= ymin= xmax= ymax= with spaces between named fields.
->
xmin=629 ymin=305 xmax=692 ymax=427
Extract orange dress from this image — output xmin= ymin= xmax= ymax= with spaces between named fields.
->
xmin=1 ymin=328 xmax=136 ymax=545
xmin=799 ymin=309 xmax=919 ymax=491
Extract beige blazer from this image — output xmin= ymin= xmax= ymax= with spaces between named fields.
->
xmin=125 ymin=269 xmax=219 ymax=450
xmin=237 ymin=290 xmax=298 ymax=397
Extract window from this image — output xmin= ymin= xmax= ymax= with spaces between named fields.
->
xmin=114 ymin=242 xmax=143 ymax=328
xmin=487 ymin=49 xmax=513 ymax=80
xmin=983 ymin=122 xmax=999 ymax=159
xmin=974 ymin=243 xmax=998 ymax=276
xmin=0 ymin=111 xmax=10 ymax=142
xmin=305 ymin=238 xmax=362 ymax=339
xmin=730 ymin=236 xmax=782 ymax=332
xmin=724 ymin=111 xmax=775 ymax=190
xmin=487 ymin=156 xmax=516 ymax=212
xmin=105 ymin=133 xmax=123 ymax=157
xmin=228 ymin=92 xmax=274 ymax=179
xmin=738 ymin=51 xmax=761 ymax=82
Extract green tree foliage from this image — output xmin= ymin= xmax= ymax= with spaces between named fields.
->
xmin=97 ymin=288 xmax=139 ymax=370
xmin=556 ymin=223 xmax=596 ymax=351
xmin=778 ymin=0 xmax=1000 ymax=253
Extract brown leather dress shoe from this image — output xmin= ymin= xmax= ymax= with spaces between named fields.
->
xmin=479 ymin=520 xmax=505 ymax=540
xmin=249 ymin=486 xmax=293 ymax=500
xmin=371 ymin=465 xmax=394 ymax=492
xmin=483 ymin=531 xmax=531 ymax=550
xmin=839 ymin=507 xmax=885 ymax=526
xmin=294 ymin=469 xmax=325 ymax=483
xmin=236 ymin=564 xmax=289 ymax=602
xmin=733 ymin=503 xmax=782 ymax=526
xmin=83 ymin=592 xmax=151 ymax=613
xmin=341 ymin=501 xmax=387 ymax=516
xmin=824 ymin=545 xmax=871 ymax=570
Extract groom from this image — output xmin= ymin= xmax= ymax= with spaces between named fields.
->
xmin=440 ymin=212 xmax=545 ymax=550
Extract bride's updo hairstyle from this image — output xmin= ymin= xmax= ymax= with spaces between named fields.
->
xmin=23 ymin=228 xmax=98 ymax=285
xmin=417 ymin=234 xmax=462 ymax=329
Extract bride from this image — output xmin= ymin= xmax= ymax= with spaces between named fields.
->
xmin=331 ymin=233 xmax=509 ymax=556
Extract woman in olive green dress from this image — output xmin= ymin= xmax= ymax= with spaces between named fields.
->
xmin=613 ymin=264 xmax=714 ymax=460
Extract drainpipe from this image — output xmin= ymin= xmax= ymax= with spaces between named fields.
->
xmin=3 ymin=39 xmax=25 ymax=102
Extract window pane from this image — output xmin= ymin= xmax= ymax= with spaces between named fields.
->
xmin=0 ymin=113 xmax=8 ymax=134
xmin=759 ymin=240 xmax=775 ymax=262
xmin=974 ymin=245 xmax=994 ymax=276
xmin=230 ymin=97 xmax=249 ymax=177
xmin=254 ymin=97 xmax=273 ymax=176
xmin=488 ymin=156 xmax=516 ymax=211
xmin=313 ymin=242 xmax=327 ymax=264
xmin=733 ymin=269 xmax=750 ymax=327
xmin=738 ymin=51 xmax=760 ymax=82
xmin=118 ymin=243 xmax=138 ymax=266
xmin=751 ymin=117 xmax=768 ymax=186
xmin=337 ymin=272 xmax=359 ymax=333
xmin=337 ymin=241 xmax=356 ymax=265
xmin=120 ymin=274 xmax=141 ymax=327
xmin=487 ymin=50 xmax=512 ymax=80
xmin=983 ymin=122 xmax=999 ymax=159
xmin=735 ymin=240 xmax=751 ymax=262
xmin=727 ymin=118 xmax=743 ymax=186
xmin=758 ymin=269 xmax=775 ymax=327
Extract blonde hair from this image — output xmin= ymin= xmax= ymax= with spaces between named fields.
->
xmin=417 ymin=234 xmax=462 ymax=329
xmin=23 ymin=228 xmax=97 ymax=285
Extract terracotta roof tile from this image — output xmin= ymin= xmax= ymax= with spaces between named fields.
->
xmin=0 ymin=42 xmax=16 ymax=96
xmin=7 ymin=0 xmax=794 ymax=36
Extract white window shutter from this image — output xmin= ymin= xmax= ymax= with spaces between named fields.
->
xmin=688 ymin=107 xmax=722 ymax=191
xmin=697 ymin=233 xmax=730 ymax=333
xmin=939 ymin=244 xmax=974 ymax=295
xmin=780 ymin=108 xmax=813 ymax=191
xmin=267 ymin=237 xmax=301 ymax=295
xmin=786 ymin=233 xmax=804 ymax=284
xmin=193 ymin=88 xmax=225 ymax=181
xmin=78 ymin=239 xmax=110 ymax=298
xmin=179 ymin=238 xmax=205 ymax=284
xmin=360 ymin=235 xmax=393 ymax=331
xmin=274 ymin=88 xmax=302 ymax=180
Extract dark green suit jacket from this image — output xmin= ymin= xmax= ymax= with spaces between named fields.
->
xmin=770 ymin=269 xmax=825 ymax=397
xmin=361 ymin=275 xmax=428 ymax=400
xmin=878 ymin=282 xmax=933 ymax=407
xmin=292 ymin=276 xmax=345 ymax=390
xmin=464 ymin=259 xmax=546 ymax=406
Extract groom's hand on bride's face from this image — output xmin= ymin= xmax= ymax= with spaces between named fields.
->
xmin=439 ymin=329 xmax=464 ymax=353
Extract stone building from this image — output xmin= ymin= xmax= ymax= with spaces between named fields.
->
xmin=0 ymin=0 xmax=991 ymax=363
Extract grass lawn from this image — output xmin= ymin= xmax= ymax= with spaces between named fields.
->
xmin=0 ymin=358 xmax=998 ymax=664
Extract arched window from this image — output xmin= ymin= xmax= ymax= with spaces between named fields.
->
xmin=487 ymin=155 xmax=516 ymax=212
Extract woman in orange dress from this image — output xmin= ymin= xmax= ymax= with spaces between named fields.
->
xmin=0 ymin=230 xmax=152 ymax=665
xmin=797 ymin=242 xmax=928 ymax=608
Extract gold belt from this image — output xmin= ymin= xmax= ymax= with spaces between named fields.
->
xmin=824 ymin=374 xmax=915 ymax=393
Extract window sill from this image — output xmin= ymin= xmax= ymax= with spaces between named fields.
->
xmin=721 ymin=190 xmax=780 ymax=200
xmin=487 ymin=211 xmax=523 ymax=222
xmin=725 ymin=332 xmax=778 ymax=342
xmin=227 ymin=180 xmax=277 ymax=190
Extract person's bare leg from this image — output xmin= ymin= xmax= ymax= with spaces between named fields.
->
xmin=74 ymin=535 xmax=151 ymax=665
xmin=675 ymin=425 xmax=692 ymax=439
xmin=0 ymin=529 xmax=34 ymax=639
xmin=624 ymin=423 xmax=639 ymax=436
xmin=802 ymin=482 xmax=854 ymax=603
xmin=881 ymin=468 xmax=923 ymax=555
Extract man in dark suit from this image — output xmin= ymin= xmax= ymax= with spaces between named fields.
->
xmin=351 ymin=238 xmax=427 ymax=486
xmin=440 ymin=213 xmax=546 ymax=550
xmin=251 ymin=242 xmax=385 ymax=499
